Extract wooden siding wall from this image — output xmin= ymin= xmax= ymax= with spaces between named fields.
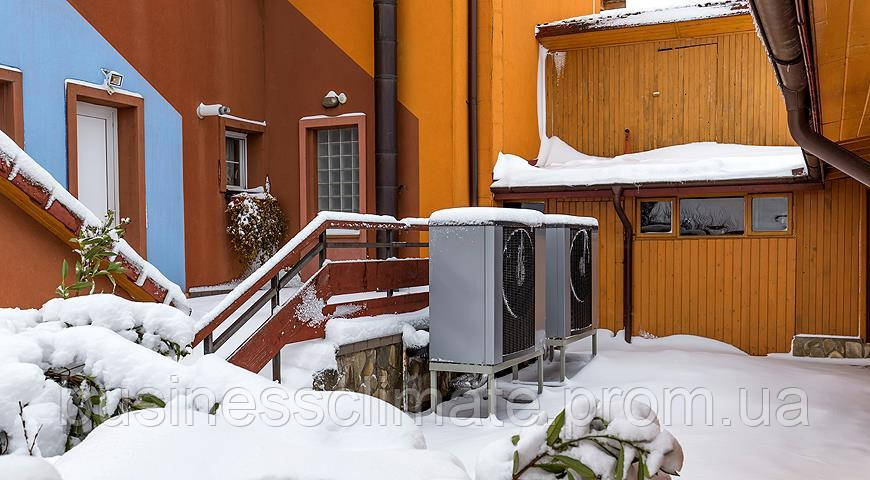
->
xmin=550 ymin=181 xmax=867 ymax=355
xmin=794 ymin=178 xmax=867 ymax=338
xmin=546 ymin=31 xmax=795 ymax=157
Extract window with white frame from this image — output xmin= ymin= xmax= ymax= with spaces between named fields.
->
xmin=225 ymin=131 xmax=247 ymax=190
xmin=316 ymin=126 xmax=359 ymax=213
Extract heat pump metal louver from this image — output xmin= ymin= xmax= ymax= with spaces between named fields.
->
xmin=502 ymin=226 xmax=536 ymax=356
xmin=544 ymin=215 xmax=599 ymax=382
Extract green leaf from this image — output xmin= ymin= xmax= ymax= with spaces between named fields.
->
xmin=512 ymin=451 xmax=520 ymax=475
xmin=209 ymin=402 xmax=220 ymax=415
xmin=546 ymin=409 xmax=566 ymax=446
xmin=511 ymin=434 xmax=520 ymax=446
xmin=637 ymin=455 xmax=647 ymax=480
xmin=535 ymin=463 xmax=567 ymax=474
xmin=615 ymin=444 xmax=625 ymax=480
xmin=137 ymin=393 xmax=165 ymax=408
xmin=552 ymin=455 xmax=596 ymax=480
xmin=61 ymin=259 xmax=68 ymax=280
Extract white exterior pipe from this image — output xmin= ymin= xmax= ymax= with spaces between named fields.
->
xmin=196 ymin=103 xmax=230 ymax=119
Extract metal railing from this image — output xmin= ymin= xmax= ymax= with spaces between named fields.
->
xmin=197 ymin=217 xmax=429 ymax=363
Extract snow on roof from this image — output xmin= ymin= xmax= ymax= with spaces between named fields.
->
xmin=543 ymin=214 xmax=599 ymax=228
xmin=537 ymin=0 xmax=749 ymax=35
xmin=0 ymin=130 xmax=190 ymax=313
xmin=429 ymin=207 xmax=545 ymax=227
xmin=492 ymin=136 xmax=807 ymax=190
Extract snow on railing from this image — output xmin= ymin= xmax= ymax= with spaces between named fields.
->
xmin=0 ymin=130 xmax=190 ymax=314
xmin=195 ymin=211 xmax=429 ymax=335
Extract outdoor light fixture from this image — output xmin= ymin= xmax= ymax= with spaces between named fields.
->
xmin=321 ymin=90 xmax=347 ymax=108
xmin=100 ymin=68 xmax=124 ymax=94
xmin=196 ymin=103 xmax=231 ymax=119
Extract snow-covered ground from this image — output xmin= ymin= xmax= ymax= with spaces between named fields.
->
xmin=418 ymin=331 xmax=870 ymax=478
xmin=187 ymin=292 xmax=870 ymax=478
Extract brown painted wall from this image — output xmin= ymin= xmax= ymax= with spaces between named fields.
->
xmin=0 ymin=195 xmax=130 ymax=308
xmin=68 ymin=0 xmax=419 ymax=289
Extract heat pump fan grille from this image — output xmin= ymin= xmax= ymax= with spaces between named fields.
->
xmin=569 ymin=228 xmax=593 ymax=331
xmin=502 ymin=227 xmax=536 ymax=356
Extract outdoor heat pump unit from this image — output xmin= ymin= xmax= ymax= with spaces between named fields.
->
xmin=543 ymin=214 xmax=599 ymax=382
xmin=428 ymin=207 xmax=546 ymax=416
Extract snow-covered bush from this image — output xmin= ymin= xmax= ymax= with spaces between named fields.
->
xmin=477 ymin=397 xmax=683 ymax=480
xmin=226 ymin=192 xmax=287 ymax=269
xmin=56 ymin=210 xmax=129 ymax=299
xmin=0 ymin=295 xmax=196 ymax=456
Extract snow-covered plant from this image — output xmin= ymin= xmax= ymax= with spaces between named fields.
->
xmin=56 ymin=210 xmax=129 ymax=299
xmin=0 ymin=296 xmax=198 ymax=456
xmin=479 ymin=398 xmax=683 ymax=480
xmin=226 ymin=193 xmax=287 ymax=269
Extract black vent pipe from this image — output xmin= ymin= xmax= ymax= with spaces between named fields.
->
xmin=374 ymin=0 xmax=399 ymax=217
xmin=468 ymin=0 xmax=479 ymax=206
xmin=749 ymin=0 xmax=870 ymax=187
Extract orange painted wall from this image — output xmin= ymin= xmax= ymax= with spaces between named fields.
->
xmin=291 ymin=0 xmax=598 ymax=212
xmin=476 ymin=0 xmax=598 ymax=206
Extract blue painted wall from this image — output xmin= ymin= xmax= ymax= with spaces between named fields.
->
xmin=0 ymin=0 xmax=186 ymax=288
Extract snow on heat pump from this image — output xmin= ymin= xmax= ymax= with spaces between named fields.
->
xmin=428 ymin=207 xmax=546 ymax=366
xmin=543 ymin=215 xmax=599 ymax=339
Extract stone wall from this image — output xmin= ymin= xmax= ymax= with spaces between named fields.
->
xmin=312 ymin=333 xmax=445 ymax=412
xmin=792 ymin=335 xmax=870 ymax=359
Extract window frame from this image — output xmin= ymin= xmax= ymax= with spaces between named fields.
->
xmin=298 ymin=113 xmax=367 ymax=239
xmin=224 ymin=130 xmax=248 ymax=191
xmin=747 ymin=193 xmax=792 ymax=236
xmin=0 ymin=65 xmax=24 ymax=147
xmin=636 ymin=197 xmax=677 ymax=238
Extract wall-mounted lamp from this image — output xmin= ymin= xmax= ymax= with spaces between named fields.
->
xmin=196 ymin=103 xmax=231 ymax=119
xmin=100 ymin=68 xmax=124 ymax=94
xmin=322 ymin=90 xmax=347 ymax=108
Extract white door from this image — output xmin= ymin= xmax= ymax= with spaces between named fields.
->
xmin=76 ymin=102 xmax=119 ymax=221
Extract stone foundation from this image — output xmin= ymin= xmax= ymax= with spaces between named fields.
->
xmin=791 ymin=335 xmax=870 ymax=359
xmin=312 ymin=333 xmax=446 ymax=412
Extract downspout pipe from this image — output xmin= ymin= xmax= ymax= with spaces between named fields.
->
xmin=611 ymin=187 xmax=633 ymax=343
xmin=468 ymin=0 xmax=479 ymax=206
xmin=374 ymin=0 xmax=399 ymax=217
xmin=749 ymin=0 xmax=870 ymax=187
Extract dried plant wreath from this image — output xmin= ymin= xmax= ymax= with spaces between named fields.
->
xmin=226 ymin=192 xmax=287 ymax=269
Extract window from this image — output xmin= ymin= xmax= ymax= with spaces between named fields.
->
xmin=679 ymin=197 xmax=744 ymax=236
xmin=225 ymin=131 xmax=247 ymax=190
xmin=752 ymin=195 xmax=789 ymax=232
xmin=316 ymin=126 xmax=359 ymax=213
xmin=639 ymin=200 xmax=673 ymax=234
xmin=0 ymin=66 xmax=23 ymax=146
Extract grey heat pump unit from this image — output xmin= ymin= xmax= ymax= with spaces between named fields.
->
xmin=543 ymin=214 xmax=599 ymax=382
xmin=428 ymin=207 xmax=546 ymax=417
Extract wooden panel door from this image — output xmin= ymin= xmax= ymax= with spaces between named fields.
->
xmin=654 ymin=43 xmax=718 ymax=148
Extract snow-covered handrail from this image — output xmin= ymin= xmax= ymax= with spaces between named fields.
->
xmin=193 ymin=211 xmax=428 ymax=345
xmin=0 ymin=130 xmax=190 ymax=313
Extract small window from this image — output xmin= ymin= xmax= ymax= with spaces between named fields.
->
xmin=225 ymin=131 xmax=247 ymax=190
xmin=639 ymin=200 xmax=673 ymax=234
xmin=316 ymin=126 xmax=359 ymax=213
xmin=752 ymin=196 xmax=789 ymax=232
xmin=680 ymin=197 xmax=744 ymax=236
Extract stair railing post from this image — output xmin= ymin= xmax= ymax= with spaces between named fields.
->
xmin=386 ymin=228 xmax=395 ymax=298
xmin=270 ymin=275 xmax=279 ymax=314
xmin=318 ymin=231 xmax=327 ymax=267
xmin=203 ymin=333 xmax=213 ymax=355
xmin=272 ymin=351 xmax=281 ymax=383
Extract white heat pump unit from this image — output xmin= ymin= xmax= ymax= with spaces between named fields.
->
xmin=429 ymin=207 xmax=547 ymax=365
xmin=428 ymin=207 xmax=546 ymax=416
xmin=543 ymin=214 xmax=599 ymax=382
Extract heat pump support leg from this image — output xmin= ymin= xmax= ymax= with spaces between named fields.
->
xmin=538 ymin=353 xmax=545 ymax=394
xmin=511 ymin=365 xmax=519 ymax=381
xmin=430 ymin=372 xmax=439 ymax=414
xmin=559 ymin=347 xmax=566 ymax=383
xmin=592 ymin=332 xmax=598 ymax=357
xmin=487 ymin=373 xmax=497 ymax=418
